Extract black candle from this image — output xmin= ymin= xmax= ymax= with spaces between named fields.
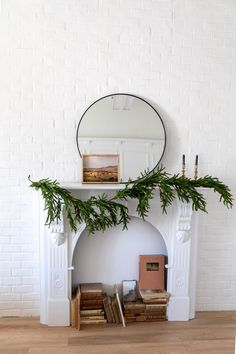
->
xmin=182 ymin=154 xmax=185 ymax=165
xmin=195 ymin=155 xmax=198 ymax=165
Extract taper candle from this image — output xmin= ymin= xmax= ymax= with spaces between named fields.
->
xmin=194 ymin=155 xmax=199 ymax=180
xmin=182 ymin=154 xmax=186 ymax=177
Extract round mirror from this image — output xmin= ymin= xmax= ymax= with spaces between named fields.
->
xmin=76 ymin=93 xmax=166 ymax=182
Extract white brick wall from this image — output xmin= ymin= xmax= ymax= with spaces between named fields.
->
xmin=0 ymin=0 xmax=236 ymax=315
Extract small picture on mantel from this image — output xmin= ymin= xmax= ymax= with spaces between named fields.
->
xmin=82 ymin=154 xmax=120 ymax=184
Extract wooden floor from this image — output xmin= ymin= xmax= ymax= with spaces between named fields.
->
xmin=0 ymin=312 xmax=236 ymax=354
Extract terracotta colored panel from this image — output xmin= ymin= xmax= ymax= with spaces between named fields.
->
xmin=139 ymin=255 xmax=165 ymax=290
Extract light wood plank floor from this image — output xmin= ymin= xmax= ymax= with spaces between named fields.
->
xmin=0 ymin=312 xmax=236 ymax=354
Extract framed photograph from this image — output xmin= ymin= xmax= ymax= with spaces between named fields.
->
xmin=82 ymin=154 xmax=120 ymax=184
xmin=122 ymin=280 xmax=138 ymax=303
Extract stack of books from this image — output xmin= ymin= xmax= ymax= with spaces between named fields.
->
xmin=80 ymin=308 xmax=106 ymax=325
xmin=70 ymin=283 xmax=126 ymax=328
xmin=139 ymin=289 xmax=170 ymax=321
xmin=80 ymin=283 xmax=107 ymax=325
xmin=123 ymin=290 xmax=170 ymax=323
xmin=123 ymin=301 xmax=146 ymax=323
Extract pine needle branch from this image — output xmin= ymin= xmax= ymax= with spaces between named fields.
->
xmin=28 ymin=167 xmax=233 ymax=233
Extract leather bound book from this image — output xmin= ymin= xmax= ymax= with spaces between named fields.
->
xmin=103 ymin=296 xmax=115 ymax=323
xmin=80 ymin=299 xmax=103 ymax=309
xmin=75 ymin=286 xmax=81 ymax=330
xmin=80 ymin=283 xmax=102 ymax=296
xmin=111 ymin=296 xmax=121 ymax=324
xmin=80 ymin=309 xmax=104 ymax=317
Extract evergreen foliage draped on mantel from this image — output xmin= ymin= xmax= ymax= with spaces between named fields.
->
xmin=29 ymin=166 xmax=233 ymax=234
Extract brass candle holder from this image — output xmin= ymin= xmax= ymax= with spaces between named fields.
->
xmin=194 ymin=164 xmax=198 ymax=180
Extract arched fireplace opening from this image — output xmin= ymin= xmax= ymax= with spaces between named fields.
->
xmin=72 ymin=216 xmax=168 ymax=295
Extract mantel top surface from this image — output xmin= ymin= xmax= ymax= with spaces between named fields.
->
xmin=59 ymin=182 xmax=205 ymax=192
xmin=59 ymin=182 xmax=126 ymax=190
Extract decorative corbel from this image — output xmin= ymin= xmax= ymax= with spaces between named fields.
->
xmin=177 ymin=203 xmax=192 ymax=243
xmin=49 ymin=209 xmax=65 ymax=246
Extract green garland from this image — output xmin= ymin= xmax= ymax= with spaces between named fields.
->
xmin=28 ymin=166 xmax=233 ymax=234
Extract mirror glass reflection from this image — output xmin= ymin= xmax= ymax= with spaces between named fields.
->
xmin=77 ymin=94 xmax=166 ymax=182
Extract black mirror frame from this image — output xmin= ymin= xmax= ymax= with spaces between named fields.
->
xmin=76 ymin=93 xmax=167 ymax=182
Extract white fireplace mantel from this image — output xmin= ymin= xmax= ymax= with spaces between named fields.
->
xmin=39 ymin=184 xmax=199 ymax=326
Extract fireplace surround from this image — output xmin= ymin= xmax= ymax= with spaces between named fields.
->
xmin=39 ymin=183 xmax=198 ymax=326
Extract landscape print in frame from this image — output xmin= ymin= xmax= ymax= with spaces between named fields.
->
xmin=82 ymin=154 xmax=120 ymax=184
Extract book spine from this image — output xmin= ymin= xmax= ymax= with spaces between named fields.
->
xmin=70 ymin=299 xmax=76 ymax=327
xmin=146 ymin=318 xmax=166 ymax=322
xmin=124 ymin=304 xmax=146 ymax=311
xmin=111 ymin=297 xmax=121 ymax=324
xmin=80 ymin=299 xmax=103 ymax=305
xmin=81 ymin=293 xmax=103 ymax=300
xmin=125 ymin=312 xmax=146 ymax=317
xmin=75 ymin=298 xmax=78 ymax=329
xmin=146 ymin=314 xmax=166 ymax=319
xmin=145 ymin=304 xmax=167 ymax=310
xmin=80 ymin=309 xmax=104 ymax=316
xmin=80 ymin=283 xmax=103 ymax=294
xmin=135 ymin=315 xmax=147 ymax=322
xmin=143 ymin=299 xmax=168 ymax=304
xmin=80 ymin=315 xmax=105 ymax=320
xmin=103 ymin=297 xmax=114 ymax=323
xmin=80 ymin=299 xmax=103 ymax=309
xmin=80 ymin=319 xmax=107 ymax=325
xmin=76 ymin=286 xmax=81 ymax=331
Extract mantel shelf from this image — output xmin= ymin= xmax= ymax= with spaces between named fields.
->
xmin=59 ymin=182 xmax=206 ymax=192
xmin=59 ymin=182 xmax=126 ymax=190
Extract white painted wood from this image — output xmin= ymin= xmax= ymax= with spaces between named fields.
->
xmin=60 ymin=183 xmax=125 ymax=190
xmin=49 ymin=209 xmax=65 ymax=246
xmin=40 ymin=199 xmax=70 ymax=326
xmin=39 ymin=194 xmax=47 ymax=325
xmin=39 ymin=187 xmax=199 ymax=325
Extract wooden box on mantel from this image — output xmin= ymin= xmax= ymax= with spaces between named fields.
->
xmin=139 ymin=255 xmax=165 ymax=290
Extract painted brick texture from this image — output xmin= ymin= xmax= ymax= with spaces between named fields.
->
xmin=0 ymin=0 xmax=236 ymax=315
